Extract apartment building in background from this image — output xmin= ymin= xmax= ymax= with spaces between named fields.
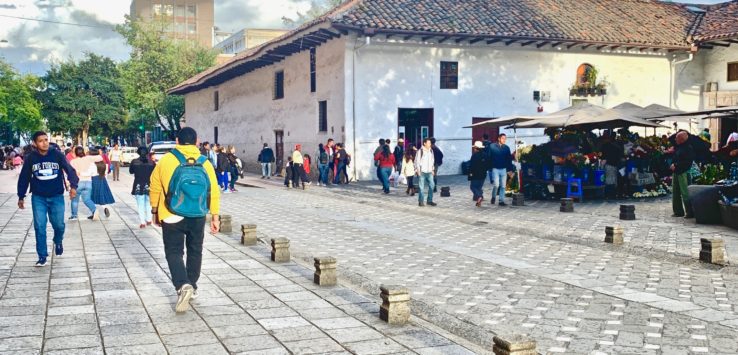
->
xmin=130 ymin=0 xmax=215 ymax=48
xmin=214 ymin=28 xmax=288 ymax=55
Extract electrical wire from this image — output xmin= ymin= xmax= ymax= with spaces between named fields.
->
xmin=0 ymin=14 xmax=115 ymax=29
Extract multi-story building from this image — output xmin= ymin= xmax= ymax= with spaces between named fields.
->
xmin=130 ymin=0 xmax=214 ymax=48
xmin=214 ymin=28 xmax=288 ymax=55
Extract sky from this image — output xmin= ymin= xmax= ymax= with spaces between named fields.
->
xmin=0 ymin=0 xmax=731 ymax=75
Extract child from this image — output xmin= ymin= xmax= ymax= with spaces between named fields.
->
xmin=12 ymin=154 xmax=22 ymax=170
xmin=91 ymin=159 xmax=115 ymax=219
xmin=402 ymin=148 xmax=417 ymax=196
xmin=283 ymin=156 xmax=294 ymax=188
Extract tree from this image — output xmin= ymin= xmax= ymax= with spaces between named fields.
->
xmin=38 ymin=53 xmax=126 ymax=145
xmin=0 ymin=59 xmax=43 ymax=143
xmin=282 ymin=0 xmax=344 ymax=28
xmin=116 ymin=17 xmax=216 ymax=139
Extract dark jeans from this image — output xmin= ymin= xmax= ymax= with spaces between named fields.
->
xmin=31 ymin=194 xmax=65 ymax=258
xmin=407 ymin=175 xmax=414 ymax=189
xmin=162 ymin=217 xmax=206 ymax=291
xmin=292 ymin=163 xmax=309 ymax=186
xmin=229 ymin=166 xmax=239 ymax=189
xmin=318 ymin=163 xmax=329 ymax=185
xmin=433 ymin=165 xmax=440 ymax=191
xmin=334 ymin=163 xmax=347 ymax=184
xmin=470 ymin=179 xmax=485 ymax=200
xmin=217 ymin=171 xmax=229 ymax=190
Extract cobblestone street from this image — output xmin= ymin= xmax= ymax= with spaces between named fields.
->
xmin=3 ymin=169 xmax=738 ymax=354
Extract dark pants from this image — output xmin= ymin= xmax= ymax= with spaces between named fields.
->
xmin=162 ymin=217 xmax=206 ymax=291
xmin=334 ymin=163 xmax=347 ymax=184
xmin=470 ymin=179 xmax=485 ymax=200
xmin=406 ymin=175 xmax=414 ymax=190
xmin=229 ymin=166 xmax=239 ymax=189
xmin=292 ymin=163 xmax=309 ymax=186
xmin=433 ymin=165 xmax=440 ymax=191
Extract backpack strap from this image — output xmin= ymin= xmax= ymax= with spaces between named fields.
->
xmin=171 ymin=149 xmax=198 ymax=166
xmin=195 ymin=155 xmax=207 ymax=165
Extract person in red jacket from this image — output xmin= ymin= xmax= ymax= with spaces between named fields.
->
xmin=374 ymin=144 xmax=396 ymax=194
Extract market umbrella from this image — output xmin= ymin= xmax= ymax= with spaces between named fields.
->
xmin=462 ymin=115 xmax=547 ymax=128
xmin=639 ymin=104 xmax=702 ymax=123
xmin=508 ymin=105 xmax=664 ymax=129
xmin=506 ymin=103 xmax=609 ymax=128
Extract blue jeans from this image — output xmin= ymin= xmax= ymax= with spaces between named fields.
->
xmin=261 ymin=163 xmax=272 ymax=177
xmin=334 ymin=163 xmax=346 ymax=184
xmin=491 ymin=168 xmax=507 ymax=202
xmin=379 ymin=167 xmax=392 ymax=193
xmin=417 ymin=172 xmax=435 ymax=203
xmin=230 ymin=166 xmax=239 ymax=189
xmin=318 ymin=163 xmax=329 ymax=185
xmin=31 ymin=194 xmax=65 ymax=258
xmin=70 ymin=180 xmax=95 ymax=217
xmin=470 ymin=179 xmax=485 ymax=200
xmin=135 ymin=194 xmax=152 ymax=225
xmin=218 ymin=171 xmax=229 ymax=190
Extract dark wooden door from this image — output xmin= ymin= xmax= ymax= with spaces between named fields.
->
xmin=471 ymin=117 xmax=499 ymax=143
xmin=398 ymin=108 xmax=434 ymax=150
xmin=275 ymin=130 xmax=284 ymax=174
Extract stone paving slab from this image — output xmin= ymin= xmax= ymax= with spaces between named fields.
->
xmin=0 ymin=171 xmax=481 ymax=354
xmin=227 ymin=172 xmax=738 ymax=354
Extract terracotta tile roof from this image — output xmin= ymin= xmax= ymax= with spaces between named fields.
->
xmin=333 ymin=0 xmax=698 ymax=47
xmin=693 ymin=0 xmax=738 ymax=41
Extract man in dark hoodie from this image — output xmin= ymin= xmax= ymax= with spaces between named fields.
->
xmin=671 ymin=131 xmax=695 ymax=218
xmin=17 ymin=131 xmax=79 ymax=267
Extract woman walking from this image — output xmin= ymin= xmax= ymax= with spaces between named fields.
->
xmin=226 ymin=145 xmax=240 ymax=193
xmin=374 ymin=144 xmax=396 ymax=194
xmin=316 ymin=143 xmax=330 ymax=186
xmin=216 ymin=146 xmax=231 ymax=193
xmin=129 ymin=146 xmax=155 ymax=228
xmin=90 ymin=149 xmax=115 ymax=218
xmin=402 ymin=148 xmax=417 ymax=196
xmin=468 ymin=141 xmax=490 ymax=207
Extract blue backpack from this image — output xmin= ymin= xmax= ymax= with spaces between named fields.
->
xmin=165 ymin=149 xmax=211 ymax=218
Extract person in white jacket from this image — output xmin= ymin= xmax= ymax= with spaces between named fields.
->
xmin=414 ymin=138 xmax=436 ymax=206
xmin=401 ymin=147 xmax=417 ymax=196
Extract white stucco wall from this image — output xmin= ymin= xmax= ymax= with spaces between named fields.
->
xmin=350 ymin=39 xmax=704 ymax=180
xmin=702 ymin=45 xmax=738 ymax=92
xmin=184 ymin=36 xmax=347 ymax=173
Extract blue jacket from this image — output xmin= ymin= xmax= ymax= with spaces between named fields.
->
xmin=17 ymin=149 xmax=78 ymax=199
xmin=488 ymin=143 xmax=514 ymax=170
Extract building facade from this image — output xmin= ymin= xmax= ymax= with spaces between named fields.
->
xmin=215 ymin=29 xmax=289 ymax=55
xmin=170 ymin=0 xmax=738 ymax=180
xmin=130 ymin=0 xmax=214 ymax=48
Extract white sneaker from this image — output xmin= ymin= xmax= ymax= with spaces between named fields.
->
xmin=191 ymin=288 xmax=199 ymax=300
xmin=175 ymin=284 xmax=194 ymax=313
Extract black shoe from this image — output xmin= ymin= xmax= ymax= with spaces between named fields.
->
xmin=427 ymin=201 xmax=437 ymax=206
xmin=55 ymin=243 xmax=63 ymax=256
xmin=671 ymin=213 xmax=685 ymax=218
xmin=104 ymin=208 xmax=110 ymax=218
xmin=490 ymin=198 xmax=496 ymax=205
xmin=418 ymin=202 xmax=425 ymax=207
xmin=87 ymin=215 xmax=94 ymax=220
xmin=499 ymin=202 xmax=507 ymax=206
xmin=433 ymin=188 xmax=437 ymax=193
xmin=684 ymin=215 xmax=695 ymax=219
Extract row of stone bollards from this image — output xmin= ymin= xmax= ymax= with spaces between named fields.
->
xmin=236 ymin=223 xmax=536 ymax=353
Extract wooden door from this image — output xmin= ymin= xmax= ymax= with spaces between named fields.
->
xmin=275 ymin=130 xmax=284 ymax=174
xmin=471 ymin=117 xmax=499 ymax=143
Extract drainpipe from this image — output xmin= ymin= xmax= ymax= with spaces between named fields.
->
xmin=670 ymin=53 xmax=694 ymax=109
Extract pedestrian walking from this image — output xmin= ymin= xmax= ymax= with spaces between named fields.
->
xmin=284 ymin=156 xmax=294 ymax=188
xmin=317 ymin=143 xmax=330 ymax=186
xmin=469 ymin=141 xmax=490 ymax=207
xmin=258 ymin=143 xmax=275 ymax=179
xmin=394 ymin=138 xmax=404 ymax=171
xmin=17 ymin=131 xmax=79 ymax=267
xmin=149 ymin=127 xmax=221 ymax=313
xmin=215 ymin=146 xmax=231 ymax=193
xmin=226 ymin=145 xmax=240 ymax=192
xmin=374 ymin=139 xmax=385 ymax=182
xmin=109 ymin=143 xmax=122 ymax=181
xmin=401 ymin=148 xmax=416 ymax=196
xmin=671 ymin=131 xmax=695 ymax=218
xmin=70 ymin=146 xmax=103 ymax=220
xmin=291 ymin=144 xmax=310 ymax=189
xmin=89 ymin=149 xmax=115 ymax=218
xmin=430 ymin=138 xmax=443 ymax=192
xmin=374 ymin=144 xmax=396 ymax=194
xmin=325 ymin=139 xmax=336 ymax=184
xmin=488 ymin=134 xmax=514 ymax=206
xmin=334 ymin=143 xmax=349 ymax=184
xmin=415 ymin=138 xmax=437 ymax=206
xmin=129 ymin=146 xmax=155 ymax=228
xmin=207 ymin=142 xmax=218 ymax=168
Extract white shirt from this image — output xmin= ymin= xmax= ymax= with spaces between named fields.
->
xmin=415 ymin=147 xmax=435 ymax=174
xmin=110 ymin=149 xmax=122 ymax=162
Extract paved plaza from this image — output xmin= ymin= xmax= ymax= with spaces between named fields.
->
xmin=2 ymin=169 xmax=738 ymax=354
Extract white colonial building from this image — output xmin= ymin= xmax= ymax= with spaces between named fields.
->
xmin=170 ymin=0 xmax=738 ymax=180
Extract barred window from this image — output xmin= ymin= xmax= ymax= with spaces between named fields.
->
xmin=440 ymin=61 xmax=458 ymax=89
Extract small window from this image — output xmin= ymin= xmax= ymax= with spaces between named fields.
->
xmin=274 ymin=71 xmax=284 ymax=100
xmin=310 ymin=47 xmax=316 ymax=93
xmin=729 ymin=62 xmax=738 ymax=82
xmin=214 ymin=126 xmax=219 ymax=144
xmin=318 ymin=101 xmax=327 ymax=132
xmin=576 ymin=63 xmax=595 ymax=85
xmin=440 ymin=61 xmax=458 ymax=89
xmin=213 ymin=90 xmax=219 ymax=111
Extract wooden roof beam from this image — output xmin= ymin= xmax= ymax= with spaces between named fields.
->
xmin=727 ymin=39 xmax=738 ymax=44
xmin=468 ymin=37 xmax=485 ymax=44
xmin=536 ymin=41 xmax=551 ymax=48
xmin=486 ymin=39 xmax=501 ymax=44
xmin=711 ymin=42 xmax=731 ymax=47
xmin=318 ymin=29 xmax=340 ymax=38
xmin=699 ymin=45 xmax=714 ymax=49
xmin=403 ymin=35 xmax=413 ymax=41
xmin=566 ymin=42 xmax=581 ymax=49
xmin=505 ymin=39 xmax=518 ymax=46
xmin=455 ymin=37 xmax=467 ymax=43
xmin=581 ymin=44 xmax=593 ymax=50
xmin=550 ymin=42 xmax=563 ymax=48
xmin=421 ymin=35 xmax=435 ymax=41
xmin=596 ymin=45 xmax=608 ymax=50
xmin=437 ymin=36 xmax=450 ymax=43
xmin=520 ymin=41 xmax=536 ymax=47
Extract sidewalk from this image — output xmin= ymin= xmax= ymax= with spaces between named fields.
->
xmin=0 ymin=175 xmax=483 ymax=354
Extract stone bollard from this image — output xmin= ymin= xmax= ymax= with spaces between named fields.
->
xmin=512 ymin=193 xmax=525 ymax=206
xmin=379 ymin=285 xmax=410 ymax=325
xmin=219 ymin=215 xmax=232 ymax=233
xmin=619 ymin=205 xmax=636 ymax=220
xmin=313 ymin=257 xmax=337 ymax=286
xmin=270 ymin=238 xmax=290 ymax=263
xmin=241 ymin=224 xmax=257 ymax=246
xmin=560 ymin=198 xmax=574 ymax=213
xmin=492 ymin=334 xmax=537 ymax=355
xmin=440 ymin=186 xmax=451 ymax=197
xmin=605 ymin=226 xmax=624 ymax=245
xmin=700 ymin=238 xmax=725 ymax=264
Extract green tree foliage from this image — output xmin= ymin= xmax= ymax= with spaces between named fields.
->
xmin=282 ymin=0 xmax=344 ymax=28
xmin=0 ymin=59 xmax=43 ymax=140
xmin=116 ymin=16 xmax=216 ymax=138
xmin=38 ymin=53 xmax=126 ymax=145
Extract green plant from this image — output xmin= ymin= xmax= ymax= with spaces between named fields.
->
xmin=586 ymin=67 xmax=598 ymax=88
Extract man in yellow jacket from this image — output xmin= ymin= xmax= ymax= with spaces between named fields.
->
xmin=150 ymin=127 xmax=221 ymax=313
